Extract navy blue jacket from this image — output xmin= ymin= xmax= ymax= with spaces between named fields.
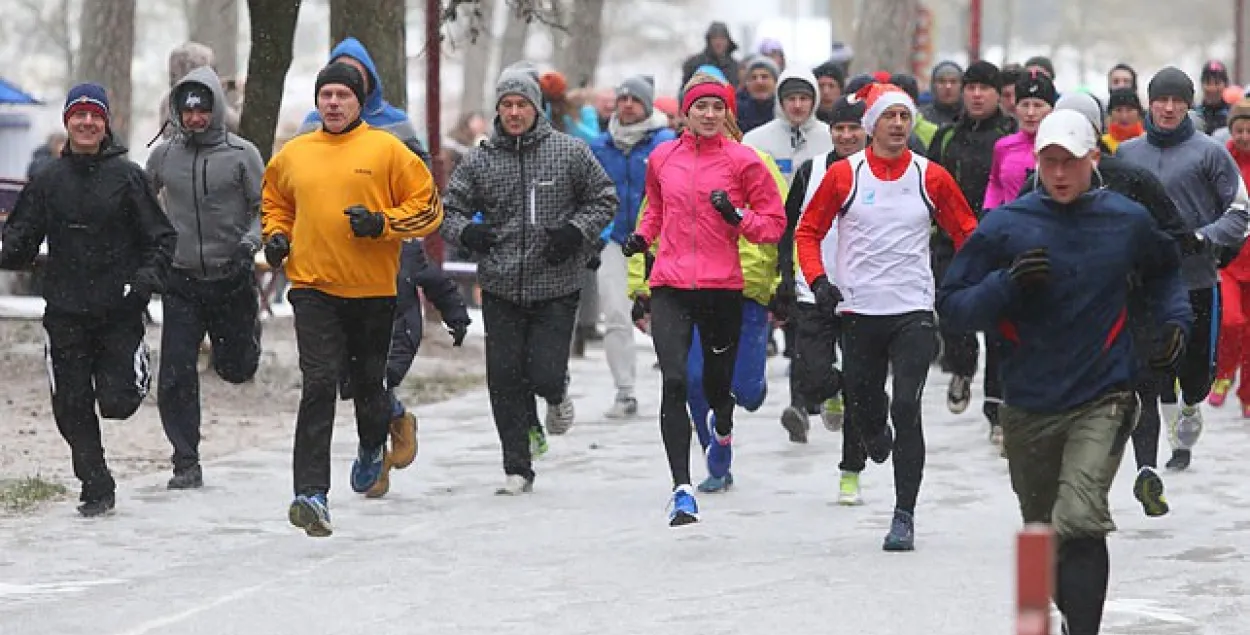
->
xmin=937 ymin=187 xmax=1194 ymax=413
xmin=397 ymin=240 xmax=469 ymax=326
xmin=735 ymin=88 xmax=775 ymax=134
xmin=589 ymin=126 xmax=676 ymax=245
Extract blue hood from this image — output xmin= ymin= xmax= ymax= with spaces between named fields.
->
xmin=303 ymin=37 xmax=409 ymax=128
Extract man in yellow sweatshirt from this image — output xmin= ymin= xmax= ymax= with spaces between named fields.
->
xmin=261 ymin=62 xmax=443 ymax=537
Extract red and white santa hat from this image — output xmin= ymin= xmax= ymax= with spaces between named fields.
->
xmin=856 ymin=82 xmax=917 ymax=132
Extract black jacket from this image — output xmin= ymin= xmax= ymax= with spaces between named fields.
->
xmin=778 ymin=150 xmax=845 ymax=290
xmin=928 ymin=109 xmax=1017 ymax=264
xmin=398 ymin=240 xmax=470 ymax=327
xmin=0 ymin=137 xmax=176 ymax=316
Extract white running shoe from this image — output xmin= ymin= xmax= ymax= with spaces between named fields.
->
xmin=546 ymin=397 xmax=575 ymax=435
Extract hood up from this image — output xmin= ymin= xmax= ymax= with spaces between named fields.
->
xmin=170 ymin=66 xmax=228 ymax=145
xmin=304 ymin=37 xmax=410 ymax=128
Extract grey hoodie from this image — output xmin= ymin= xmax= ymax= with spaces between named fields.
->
xmin=741 ymin=69 xmax=833 ymax=184
xmin=1117 ymin=128 xmax=1250 ymax=289
xmin=146 ymin=67 xmax=264 ymax=280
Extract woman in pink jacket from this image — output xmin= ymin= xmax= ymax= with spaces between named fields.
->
xmin=621 ymin=79 xmax=786 ymax=526
xmin=982 ymin=70 xmax=1056 ymax=211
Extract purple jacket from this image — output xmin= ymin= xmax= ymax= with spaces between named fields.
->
xmin=983 ymin=130 xmax=1037 ymax=212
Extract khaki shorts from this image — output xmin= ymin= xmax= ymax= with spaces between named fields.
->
xmin=1001 ymin=391 xmax=1138 ymax=539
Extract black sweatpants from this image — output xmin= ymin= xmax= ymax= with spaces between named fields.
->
xmin=158 ymin=269 xmax=261 ymax=472
xmin=840 ymin=311 xmax=937 ymax=514
xmin=1133 ymin=369 xmax=1165 ymax=469
xmin=481 ymin=290 xmax=579 ymax=481
xmin=1160 ymin=286 xmax=1218 ymax=407
xmin=289 ymin=288 xmax=395 ymax=497
xmin=983 ymin=335 xmax=1005 ymax=426
xmin=789 ymin=302 xmax=843 ymax=409
xmin=651 ymin=288 xmax=743 ymax=487
xmin=43 ymin=309 xmax=151 ymax=502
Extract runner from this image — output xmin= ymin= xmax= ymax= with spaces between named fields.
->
xmin=1210 ymin=99 xmax=1250 ymax=415
xmin=146 ymin=67 xmax=264 ymax=491
xmin=742 ymin=68 xmax=833 ymax=184
xmin=440 ymin=69 xmax=616 ymax=496
xmin=938 ymin=109 xmax=1193 ymax=635
xmin=776 ymin=95 xmax=867 ymax=448
xmin=1118 ymin=66 xmax=1250 ymax=471
xmin=621 ymin=78 xmax=785 ymax=526
xmin=0 ymin=83 xmax=176 ymax=517
xmin=795 ymin=83 xmax=977 ymax=550
xmin=262 ymin=62 xmax=444 ymax=536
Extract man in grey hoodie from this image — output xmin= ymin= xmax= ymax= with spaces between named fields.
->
xmin=1118 ymin=66 xmax=1250 ymax=472
xmin=441 ymin=70 xmax=617 ymax=495
xmin=146 ymin=67 xmax=265 ymax=490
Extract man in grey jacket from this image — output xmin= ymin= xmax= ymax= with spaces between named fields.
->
xmin=441 ymin=69 xmax=617 ymax=495
xmin=1118 ymin=66 xmax=1250 ymax=472
xmin=146 ymin=66 xmax=265 ymax=489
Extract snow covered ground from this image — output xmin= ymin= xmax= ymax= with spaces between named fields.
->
xmin=0 ymin=339 xmax=1247 ymax=635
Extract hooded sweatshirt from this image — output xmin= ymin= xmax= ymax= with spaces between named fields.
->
xmin=681 ymin=22 xmax=741 ymax=90
xmin=147 ymin=67 xmax=265 ymax=280
xmin=982 ymin=129 xmax=1037 ymax=211
xmin=300 ymin=37 xmax=431 ymax=165
xmin=158 ymin=42 xmax=240 ymax=139
xmin=741 ymin=69 xmax=833 ymax=184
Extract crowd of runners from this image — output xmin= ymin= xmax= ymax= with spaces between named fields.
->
xmin=5 ymin=23 xmax=1250 ymax=635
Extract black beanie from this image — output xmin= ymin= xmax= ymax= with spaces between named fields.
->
xmin=889 ymin=73 xmax=920 ymax=101
xmin=1014 ymin=69 xmax=1056 ymax=106
xmin=844 ymin=73 xmax=874 ymax=96
xmin=1148 ymin=67 xmax=1195 ymax=105
xmin=315 ymin=62 xmax=367 ymax=106
xmin=1108 ymin=63 xmax=1138 ymax=90
xmin=1201 ymin=60 xmax=1230 ymax=84
xmin=175 ymin=83 xmax=214 ymax=112
xmin=1108 ymin=88 xmax=1143 ymax=113
xmin=813 ymin=61 xmax=846 ymax=87
xmin=1024 ymin=56 xmax=1055 ymax=79
xmin=829 ymin=95 xmax=866 ymax=126
xmin=963 ymin=60 xmax=1001 ymax=91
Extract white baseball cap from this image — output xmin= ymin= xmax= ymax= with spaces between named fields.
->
xmin=1034 ymin=109 xmax=1098 ymax=157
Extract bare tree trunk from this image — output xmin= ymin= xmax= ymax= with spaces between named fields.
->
xmin=76 ymin=0 xmax=136 ymax=145
xmin=190 ymin=0 xmax=241 ymax=78
xmin=556 ymin=0 xmax=605 ymax=89
xmin=240 ymin=0 xmax=301 ymax=162
xmin=459 ymin=0 xmax=497 ymax=115
xmin=850 ymin=0 xmax=917 ymax=75
xmin=498 ymin=6 xmax=531 ymax=71
xmin=829 ymin=0 xmax=856 ymax=41
xmin=1000 ymin=0 xmax=1015 ymax=65
xmin=330 ymin=0 xmax=408 ymax=109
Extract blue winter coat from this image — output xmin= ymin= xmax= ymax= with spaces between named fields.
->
xmin=937 ymin=187 xmax=1194 ymax=413
xmin=589 ymin=126 xmax=677 ymax=245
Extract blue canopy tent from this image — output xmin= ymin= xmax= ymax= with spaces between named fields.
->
xmin=0 ymin=78 xmax=40 ymax=105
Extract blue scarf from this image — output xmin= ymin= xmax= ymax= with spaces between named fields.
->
xmin=1145 ymin=112 xmax=1194 ymax=148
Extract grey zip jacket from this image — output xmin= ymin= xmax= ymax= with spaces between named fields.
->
xmin=441 ymin=116 xmax=617 ymax=304
xmin=1117 ymin=130 xmax=1250 ymax=289
xmin=146 ymin=67 xmax=263 ymax=279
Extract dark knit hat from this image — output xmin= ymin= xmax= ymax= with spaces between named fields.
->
xmin=829 ymin=95 xmax=866 ymax=126
xmin=778 ymin=76 xmax=816 ymax=101
xmin=813 ymin=61 xmax=845 ymax=86
xmin=1108 ymin=63 xmax=1138 ymax=90
xmin=1024 ymin=56 xmax=1055 ymax=79
xmin=745 ymin=56 xmax=780 ymax=80
xmin=1000 ymin=64 xmax=1024 ymax=91
xmin=1148 ymin=67 xmax=1195 ymax=105
xmin=1108 ymin=88 xmax=1142 ymax=112
xmin=63 ymin=82 xmax=109 ymax=125
xmin=889 ymin=73 xmax=920 ymax=102
xmin=1201 ymin=60 xmax=1230 ymax=84
xmin=963 ymin=60 xmax=1001 ymax=91
xmin=844 ymin=73 xmax=875 ymax=96
xmin=315 ymin=62 xmax=366 ymax=106
xmin=174 ymin=83 xmax=214 ymax=112
xmin=1014 ymin=69 xmax=1057 ymax=106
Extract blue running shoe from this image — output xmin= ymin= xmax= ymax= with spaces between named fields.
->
xmin=288 ymin=494 xmax=333 ymax=537
xmin=707 ymin=429 xmax=733 ymax=480
xmin=883 ymin=509 xmax=915 ymax=552
xmin=350 ymin=444 xmax=385 ymax=493
xmin=668 ymin=485 xmax=699 ymax=527
xmin=697 ymin=471 xmax=734 ymax=493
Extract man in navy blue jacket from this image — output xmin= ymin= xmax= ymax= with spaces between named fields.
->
xmin=937 ymin=110 xmax=1193 ymax=635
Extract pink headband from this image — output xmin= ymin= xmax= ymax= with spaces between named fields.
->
xmin=682 ymin=83 xmax=727 ymax=115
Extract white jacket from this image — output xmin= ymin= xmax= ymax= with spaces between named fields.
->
xmin=742 ymin=69 xmax=833 ymax=185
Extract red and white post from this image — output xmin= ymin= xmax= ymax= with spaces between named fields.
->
xmin=1016 ymin=524 xmax=1055 ymax=635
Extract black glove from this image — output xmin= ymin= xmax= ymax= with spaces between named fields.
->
xmin=586 ymin=238 xmax=606 ymax=270
xmin=263 ymin=233 xmax=290 ymax=269
xmin=460 ymin=224 xmax=500 ymax=254
xmin=622 ymin=233 xmax=649 ymax=257
xmin=345 ymin=205 xmax=386 ymax=238
xmin=631 ymin=295 xmax=651 ymax=322
xmin=543 ymin=224 xmax=584 ymax=265
xmin=446 ymin=320 xmax=470 ymax=347
xmin=122 ymin=280 xmax=154 ymax=314
xmin=1009 ymin=248 xmax=1050 ymax=290
xmin=710 ymin=189 xmax=742 ymax=226
xmin=771 ymin=282 xmax=796 ymax=323
xmin=1178 ymin=231 xmax=1204 ymax=256
xmin=1150 ymin=323 xmax=1186 ymax=370
xmin=811 ymin=275 xmax=843 ymax=316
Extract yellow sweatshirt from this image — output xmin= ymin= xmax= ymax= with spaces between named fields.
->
xmin=262 ymin=122 xmax=442 ymax=298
